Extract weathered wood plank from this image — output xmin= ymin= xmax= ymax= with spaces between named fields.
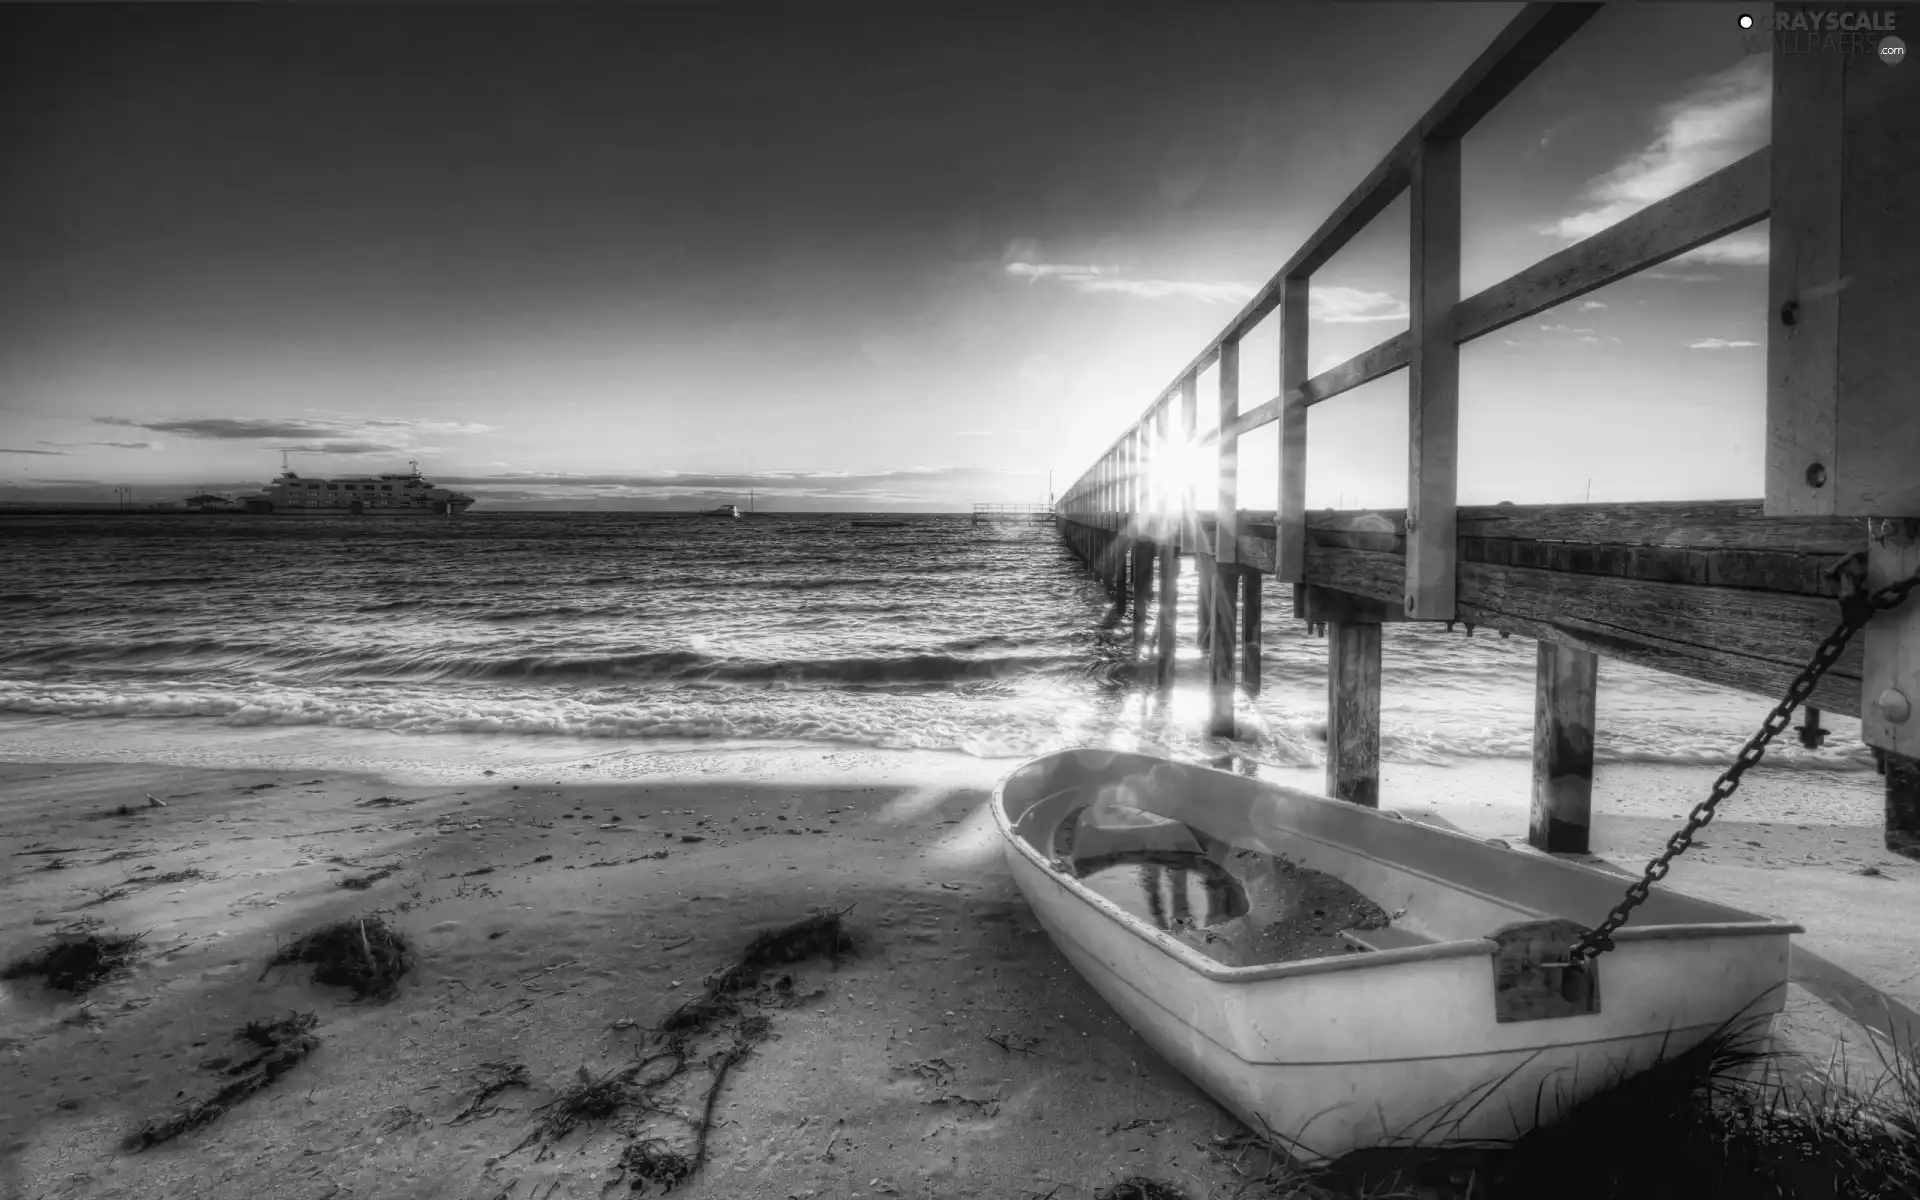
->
xmin=1531 ymin=642 xmax=1599 ymax=855
xmin=1327 ymin=620 xmax=1383 ymax=808
xmin=1768 ymin=18 xmax=1920 ymax=520
xmin=1454 ymin=149 xmax=1769 ymax=344
xmin=1288 ymin=538 xmax=1864 ymax=717
xmin=1765 ymin=34 xmax=1843 ymax=518
xmin=1276 ymin=276 xmax=1310 ymax=583
xmin=1302 ymin=585 xmax=1401 ymax=625
xmin=1862 ymin=519 xmax=1920 ymax=758
xmin=1299 ymin=332 xmax=1412 ymax=408
xmin=1457 ymin=561 xmax=1865 ymax=718
xmin=1834 ymin=32 xmax=1920 ymax=517
xmin=1225 ymin=395 xmax=1281 ymax=441
xmin=1307 ymin=503 xmax=1863 ymax=553
xmin=1407 ymin=135 xmax=1462 ymax=621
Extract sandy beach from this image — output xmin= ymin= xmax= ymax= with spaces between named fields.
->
xmin=3 ymin=731 xmax=1915 ymax=1200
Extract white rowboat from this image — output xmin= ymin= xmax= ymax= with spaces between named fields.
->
xmin=993 ymin=749 xmax=1800 ymax=1162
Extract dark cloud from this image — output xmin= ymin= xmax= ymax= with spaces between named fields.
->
xmin=39 ymin=440 xmax=159 ymax=450
xmin=270 ymin=440 xmax=413 ymax=455
xmin=93 ymin=416 xmax=491 ymax=444
xmin=0 ymin=447 xmax=68 ymax=455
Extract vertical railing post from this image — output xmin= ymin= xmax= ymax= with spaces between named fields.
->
xmin=1209 ymin=340 xmax=1240 ymax=739
xmin=1277 ymin=276 xmax=1309 ymax=587
xmin=1406 ymin=135 xmax=1461 ymax=622
xmin=1766 ymin=16 xmax=1920 ymax=859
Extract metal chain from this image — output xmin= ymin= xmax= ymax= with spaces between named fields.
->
xmin=1569 ymin=551 xmax=1920 ymax=964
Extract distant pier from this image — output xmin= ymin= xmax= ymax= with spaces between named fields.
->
xmin=973 ymin=503 xmax=1054 ymax=525
xmin=1055 ymin=3 xmax=1919 ymax=862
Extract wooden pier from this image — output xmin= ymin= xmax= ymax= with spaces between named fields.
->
xmin=1056 ymin=3 xmax=1919 ymax=860
xmin=973 ymin=502 xmax=1055 ymax=525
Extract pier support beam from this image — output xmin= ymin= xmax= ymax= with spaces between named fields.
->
xmin=1529 ymin=641 xmax=1599 ymax=855
xmin=1241 ymin=569 xmax=1263 ymax=694
xmin=1889 ymin=752 xmax=1920 ymax=861
xmin=1327 ymin=617 xmax=1382 ymax=808
xmin=1130 ymin=540 xmax=1153 ymax=650
xmin=1207 ymin=561 xmax=1238 ymax=738
xmin=1196 ymin=554 xmax=1213 ymax=651
xmin=1156 ymin=543 xmax=1178 ymax=684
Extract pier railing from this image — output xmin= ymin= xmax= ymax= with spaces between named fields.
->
xmin=972 ymin=503 xmax=1055 ymax=524
xmin=1055 ymin=2 xmax=1919 ymax=860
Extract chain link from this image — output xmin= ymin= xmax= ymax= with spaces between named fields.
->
xmin=1569 ymin=552 xmax=1920 ymax=964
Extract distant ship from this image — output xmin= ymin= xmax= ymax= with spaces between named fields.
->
xmin=233 ymin=460 xmax=475 ymax=515
xmin=702 ymin=504 xmax=741 ymax=518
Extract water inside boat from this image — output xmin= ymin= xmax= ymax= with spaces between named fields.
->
xmin=1043 ymin=799 xmax=1396 ymax=969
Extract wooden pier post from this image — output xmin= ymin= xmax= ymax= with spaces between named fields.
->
xmin=1156 ymin=543 xmax=1178 ymax=684
xmin=1241 ymin=569 xmax=1263 ymax=694
xmin=1131 ymin=540 xmax=1152 ymax=650
xmin=1767 ymin=30 xmax=1920 ymax=856
xmin=1888 ymin=752 xmax=1920 ymax=861
xmin=1196 ymin=555 xmax=1212 ymax=651
xmin=1327 ymin=617 xmax=1383 ymax=807
xmin=1529 ymin=641 xmax=1599 ymax=854
xmin=1206 ymin=340 xmax=1241 ymax=738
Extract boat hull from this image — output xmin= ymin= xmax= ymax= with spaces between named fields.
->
xmin=993 ymin=749 xmax=1798 ymax=1161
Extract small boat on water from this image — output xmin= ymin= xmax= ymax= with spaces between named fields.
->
xmin=702 ymin=504 xmax=741 ymax=518
xmin=994 ymin=750 xmax=1799 ymax=1162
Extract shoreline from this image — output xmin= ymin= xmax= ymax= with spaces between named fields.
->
xmin=1 ymin=732 xmax=1912 ymax=1198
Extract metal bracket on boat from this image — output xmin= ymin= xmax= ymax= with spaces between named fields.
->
xmin=1489 ymin=919 xmax=1600 ymax=1024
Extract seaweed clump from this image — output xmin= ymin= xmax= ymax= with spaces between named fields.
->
xmin=125 ymin=1012 xmax=320 ymax=1149
xmin=1 ymin=931 xmax=144 ymax=994
xmin=1094 ymin=1181 xmax=1191 ymax=1200
xmin=264 ymin=915 xmax=412 ymax=1001
xmin=500 ymin=907 xmax=852 ymax=1195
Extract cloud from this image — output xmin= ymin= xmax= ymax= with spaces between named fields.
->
xmin=1539 ymin=54 xmax=1770 ymax=249
xmin=1688 ymin=337 xmax=1761 ymax=349
xmin=39 ymin=440 xmax=159 ymax=450
xmin=0 ymin=447 xmax=67 ymax=455
xmin=1311 ymin=286 xmax=1407 ymax=324
xmin=1004 ymin=261 xmax=1256 ymax=303
xmin=1578 ymin=300 xmax=1607 ymax=311
xmin=1672 ymin=230 xmax=1768 ymax=265
xmin=1641 ymin=270 xmax=1722 ymax=283
xmin=953 ymin=430 xmax=994 ymax=436
xmin=91 ymin=414 xmax=493 ymax=456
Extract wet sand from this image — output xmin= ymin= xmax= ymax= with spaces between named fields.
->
xmin=2 ymin=740 xmax=1914 ymax=1199
xmin=1 ymin=748 xmax=1263 ymax=1200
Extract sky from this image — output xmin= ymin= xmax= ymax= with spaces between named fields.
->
xmin=0 ymin=3 xmax=1782 ymax=512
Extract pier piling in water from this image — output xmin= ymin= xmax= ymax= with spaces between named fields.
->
xmin=1130 ymin=541 xmax=1152 ymax=651
xmin=1053 ymin=4 xmax=1919 ymax=858
xmin=1156 ymin=543 xmax=1178 ymax=685
xmin=1240 ymin=570 xmax=1262 ymax=694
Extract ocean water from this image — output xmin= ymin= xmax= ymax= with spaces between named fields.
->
xmin=0 ymin=512 xmax=1875 ymax=774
